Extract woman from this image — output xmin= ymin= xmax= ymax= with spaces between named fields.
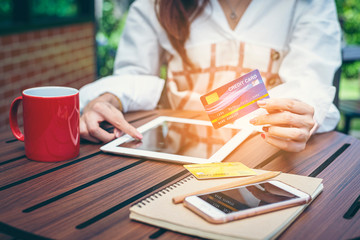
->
xmin=79 ymin=0 xmax=341 ymax=152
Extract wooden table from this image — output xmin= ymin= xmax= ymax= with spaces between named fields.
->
xmin=0 ymin=110 xmax=359 ymax=240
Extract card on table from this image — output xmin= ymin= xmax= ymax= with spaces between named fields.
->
xmin=200 ymin=69 xmax=269 ymax=129
xmin=184 ymin=162 xmax=256 ymax=179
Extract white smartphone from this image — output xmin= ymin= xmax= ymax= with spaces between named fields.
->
xmin=184 ymin=180 xmax=311 ymax=224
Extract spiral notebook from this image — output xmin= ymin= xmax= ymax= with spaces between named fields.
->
xmin=129 ymin=170 xmax=323 ymax=240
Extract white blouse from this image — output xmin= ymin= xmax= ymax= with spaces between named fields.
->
xmin=79 ymin=0 xmax=342 ymax=133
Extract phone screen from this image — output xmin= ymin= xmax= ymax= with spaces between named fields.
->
xmin=198 ymin=182 xmax=299 ymax=214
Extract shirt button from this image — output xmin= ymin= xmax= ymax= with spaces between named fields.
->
xmin=268 ymin=78 xmax=275 ymax=86
xmin=271 ymin=51 xmax=280 ymax=60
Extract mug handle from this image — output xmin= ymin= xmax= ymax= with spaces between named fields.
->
xmin=9 ymin=96 xmax=25 ymax=141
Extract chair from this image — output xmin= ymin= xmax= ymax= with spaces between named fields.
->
xmin=339 ymin=100 xmax=360 ymax=134
xmin=337 ymin=46 xmax=360 ymax=134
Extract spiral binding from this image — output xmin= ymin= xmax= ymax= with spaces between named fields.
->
xmin=134 ymin=175 xmax=194 ymax=208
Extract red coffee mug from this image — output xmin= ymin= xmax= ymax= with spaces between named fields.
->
xmin=9 ymin=86 xmax=80 ymax=162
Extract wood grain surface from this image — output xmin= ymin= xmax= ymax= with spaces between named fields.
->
xmin=0 ymin=110 xmax=359 ymax=240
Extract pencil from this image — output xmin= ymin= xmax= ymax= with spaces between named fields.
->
xmin=172 ymin=171 xmax=281 ymax=204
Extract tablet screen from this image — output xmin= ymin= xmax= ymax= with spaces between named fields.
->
xmin=118 ymin=121 xmax=240 ymax=158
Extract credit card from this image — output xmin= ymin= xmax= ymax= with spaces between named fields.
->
xmin=184 ymin=162 xmax=256 ymax=179
xmin=200 ymin=69 xmax=269 ymax=129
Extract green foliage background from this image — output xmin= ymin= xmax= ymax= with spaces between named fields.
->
xmin=0 ymin=0 xmax=11 ymax=22
xmin=336 ymin=0 xmax=360 ymax=79
xmin=31 ymin=0 xmax=78 ymax=18
xmin=96 ymin=0 xmax=129 ymax=77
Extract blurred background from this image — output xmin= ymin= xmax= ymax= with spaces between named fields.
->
xmin=0 ymin=0 xmax=359 ymax=138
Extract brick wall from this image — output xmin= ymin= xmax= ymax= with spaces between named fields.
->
xmin=0 ymin=22 xmax=96 ymax=132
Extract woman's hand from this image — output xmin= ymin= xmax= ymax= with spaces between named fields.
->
xmin=250 ymin=98 xmax=316 ymax=152
xmin=80 ymin=93 xmax=143 ymax=143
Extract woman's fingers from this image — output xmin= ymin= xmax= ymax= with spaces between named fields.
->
xmin=250 ymin=98 xmax=316 ymax=152
xmin=258 ymin=98 xmax=314 ymax=116
xmin=263 ymin=126 xmax=309 ymax=142
xmin=251 ymin=111 xmax=315 ymax=129
xmin=80 ymin=117 xmax=101 ymax=143
xmin=82 ymin=111 xmax=116 ymax=143
xmin=98 ymin=102 xmax=143 ymax=140
xmin=261 ymin=133 xmax=307 ymax=152
xmin=80 ymin=100 xmax=142 ymax=143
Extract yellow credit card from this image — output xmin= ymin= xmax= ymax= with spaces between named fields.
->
xmin=184 ymin=162 xmax=256 ymax=179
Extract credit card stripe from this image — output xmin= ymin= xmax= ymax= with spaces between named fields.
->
xmin=211 ymin=93 xmax=269 ymax=123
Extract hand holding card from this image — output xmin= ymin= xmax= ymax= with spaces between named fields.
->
xmin=200 ymin=70 xmax=270 ymax=129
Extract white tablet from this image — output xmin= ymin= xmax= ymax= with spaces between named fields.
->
xmin=100 ymin=116 xmax=253 ymax=164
